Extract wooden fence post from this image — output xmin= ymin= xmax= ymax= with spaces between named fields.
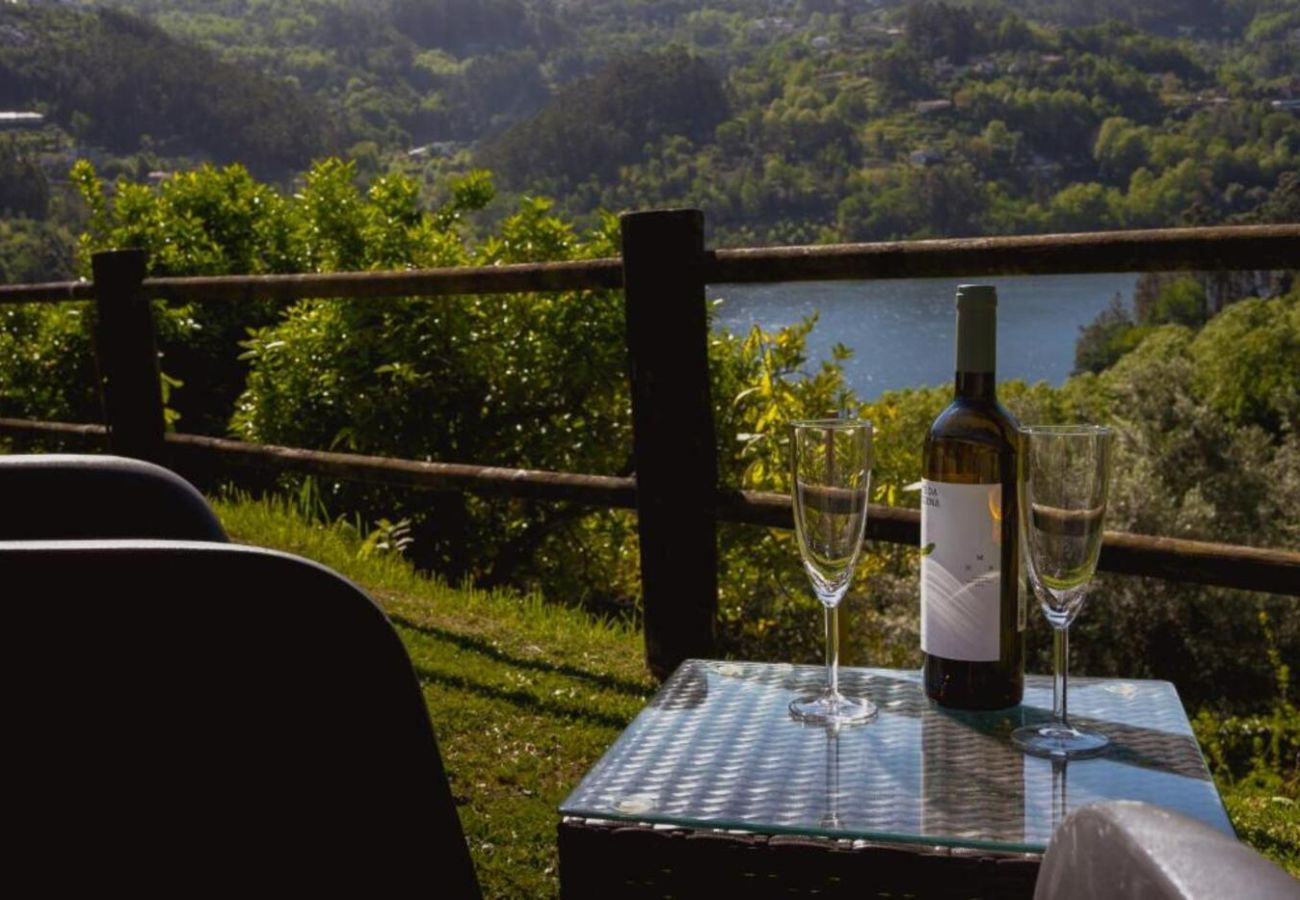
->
xmin=620 ymin=209 xmax=719 ymax=680
xmin=91 ymin=249 xmax=166 ymax=465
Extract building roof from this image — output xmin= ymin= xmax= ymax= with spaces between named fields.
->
xmin=0 ymin=111 xmax=45 ymax=126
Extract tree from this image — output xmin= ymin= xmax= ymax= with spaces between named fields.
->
xmin=838 ymin=160 xmax=988 ymax=241
xmin=1142 ymin=276 xmax=1207 ymax=328
xmin=1192 ymin=291 xmax=1300 ymax=434
xmin=5 ymin=159 xmax=860 ymax=641
xmin=0 ymin=138 xmax=49 ymax=219
xmin=1094 ymin=116 xmax=1152 ymax=184
xmin=1047 ymin=182 xmax=1117 ymax=232
xmin=1252 ymin=171 xmax=1300 ymax=224
xmin=869 ymin=45 xmax=931 ymax=109
xmin=904 ymin=0 xmax=981 ymax=63
xmin=480 ymin=48 xmax=730 ymax=191
xmin=1073 ymin=293 xmax=1139 ymax=374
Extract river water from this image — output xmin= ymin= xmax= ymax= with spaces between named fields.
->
xmin=711 ymin=272 xmax=1137 ymax=399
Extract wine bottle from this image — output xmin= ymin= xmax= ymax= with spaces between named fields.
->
xmin=921 ymin=284 xmax=1024 ymax=709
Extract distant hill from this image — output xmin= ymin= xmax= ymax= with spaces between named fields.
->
xmin=57 ymin=0 xmax=568 ymax=146
xmin=993 ymin=0 xmax=1256 ymax=34
xmin=0 ymin=3 xmax=332 ymax=176
xmin=2 ymin=0 xmax=1297 ymax=249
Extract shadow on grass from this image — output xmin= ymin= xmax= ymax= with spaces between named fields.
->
xmin=391 ymin=613 xmax=652 ymax=699
xmin=413 ymin=662 xmax=636 ymax=731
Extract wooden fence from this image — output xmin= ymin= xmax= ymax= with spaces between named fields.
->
xmin=1 ymin=214 xmax=1297 ymax=678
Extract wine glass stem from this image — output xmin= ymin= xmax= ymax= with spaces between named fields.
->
xmin=1053 ymin=625 xmax=1070 ymax=729
xmin=1051 ymin=758 xmax=1068 ymax=828
xmin=825 ymin=604 xmax=840 ymax=699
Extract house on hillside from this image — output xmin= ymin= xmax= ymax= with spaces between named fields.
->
xmin=914 ymin=99 xmax=953 ymax=116
xmin=909 ymin=148 xmax=944 ymax=167
xmin=0 ymin=111 xmax=45 ymax=130
xmin=749 ymin=17 xmax=795 ymax=35
xmin=407 ymin=141 xmax=466 ymax=159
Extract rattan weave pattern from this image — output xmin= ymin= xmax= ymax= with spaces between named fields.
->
xmin=557 ymin=816 xmax=1042 ymax=899
xmin=560 ymin=660 xmax=1230 ymax=852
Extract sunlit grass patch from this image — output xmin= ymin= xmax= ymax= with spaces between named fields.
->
xmin=213 ymin=493 xmax=654 ymax=897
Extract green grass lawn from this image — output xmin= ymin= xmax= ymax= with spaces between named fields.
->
xmin=215 ymin=495 xmax=655 ymax=897
xmin=213 ymin=495 xmax=1297 ymax=895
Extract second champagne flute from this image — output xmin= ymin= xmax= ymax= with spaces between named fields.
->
xmin=1012 ymin=424 xmax=1114 ymax=758
xmin=789 ymin=419 xmax=876 ymax=725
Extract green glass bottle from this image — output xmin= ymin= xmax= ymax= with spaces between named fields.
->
xmin=921 ymin=284 xmax=1024 ymax=709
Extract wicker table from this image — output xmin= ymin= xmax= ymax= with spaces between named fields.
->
xmin=558 ymin=660 xmax=1232 ymax=899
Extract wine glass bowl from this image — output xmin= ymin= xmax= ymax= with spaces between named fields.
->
xmin=789 ymin=419 xmax=876 ymax=726
xmin=794 ymin=483 xmax=868 ymax=600
xmin=1012 ymin=425 xmax=1113 ymax=759
xmin=1023 ymin=501 xmax=1106 ymax=629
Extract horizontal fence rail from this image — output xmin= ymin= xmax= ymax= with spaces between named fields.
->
xmin=2 ymin=417 xmax=1296 ymax=597
xmin=144 ymin=258 xmax=626 ymax=304
xmin=0 ymin=280 xmax=94 ymax=303
xmin=707 ymin=224 xmax=1300 ymax=283
xmin=2 ymin=219 xmax=1298 ymax=674
xmin=712 ymin=487 xmax=1300 ymax=596
xmin=3 ymin=224 xmax=1295 ymax=306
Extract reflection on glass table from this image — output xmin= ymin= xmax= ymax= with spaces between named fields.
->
xmin=561 ymin=660 xmax=1231 ymax=853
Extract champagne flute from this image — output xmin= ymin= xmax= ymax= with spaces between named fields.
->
xmin=1012 ymin=425 xmax=1113 ymax=758
xmin=789 ymin=419 xmax=876 ymax=725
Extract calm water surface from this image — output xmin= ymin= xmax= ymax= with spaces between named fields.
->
xmin=711 ymin=273 xmax=1137 ymax=399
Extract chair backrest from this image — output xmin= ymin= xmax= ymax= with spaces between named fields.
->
xmin=3 ymin=539 xmax=480 ymax=895
xmin=1034 ymin=801 xmax=1296 ymax=900
xmin=0 ymin=453 xmax=227 ymax=541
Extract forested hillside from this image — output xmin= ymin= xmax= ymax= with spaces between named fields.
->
xmin=478 ymin=0 xmax=1300 ymax=243
xmin=64 ymin=0 xmax=564 ymax=146
xmin=0 ymin=3 xmax=331 ymax=173
xmin=1 ymin=0 xmax=1294 ymax=285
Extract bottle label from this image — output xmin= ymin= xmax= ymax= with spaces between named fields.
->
xmin=921 ymin=480 xmax=1003 ymax=662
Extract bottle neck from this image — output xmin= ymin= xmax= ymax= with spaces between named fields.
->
xmin=954 ymin=370 xmax=997 ymax=401
xmin=954 ymin=301 xmax=997 ymax=401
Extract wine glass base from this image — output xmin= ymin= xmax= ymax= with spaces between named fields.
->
xmin=1012 ymin=723 xmax=1108 ymax=759
xmin=789 ymin=691 xmax=877 ymax=726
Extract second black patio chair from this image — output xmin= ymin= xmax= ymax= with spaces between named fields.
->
xmin=0 ymin=453 xmax=227 ymax=541
xmin=2 ymin=539 xmax=480 ymax=895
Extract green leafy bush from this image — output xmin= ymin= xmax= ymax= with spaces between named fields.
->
xmin=51 ymin=158 xmax=501 ymax=434
xmin=233 ymin=192 xmax=634 ymax=585
xmin=1193 ymin=612 xmax=1299 ymax=876
xmin=1192 ymin=290 xmax=1300 ymax=434
xmin=6 ymin=160 xmax=849 ymax=624
xmin=1060 ymin=300 xmax=1300 ymax=708
xmin=1074 ymin=293 xmax=1144 ymax=374
xmin=0 ymin=301 xmax=98 ymax=422
xmin=1142 ymin=276 xmax=1207 ymax=328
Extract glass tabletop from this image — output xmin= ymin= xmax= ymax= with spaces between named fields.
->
xmin=559 ymin=660 xmax=1233 ymax=853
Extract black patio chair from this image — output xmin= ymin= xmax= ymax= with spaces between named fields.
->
xmin=3 ymin=539 xmax=481 ymax=895
xmin=0 ymin=453 xmax=227 ymax=541
xmin=1034 ymin=801 xmax=1297 ymax=900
